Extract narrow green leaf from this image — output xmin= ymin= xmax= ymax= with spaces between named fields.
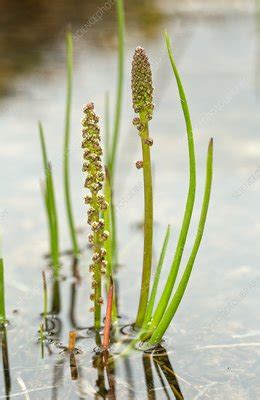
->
xmin=39 ymin=122 xmax=60 ymax=277
xmin=109 ymin=0 xmax=125 ymax=177
xmin=149 ymin=139 xmax=213 ymax=345
xmin=148 ymin=31 xmax=197 ymax=332
xmin=104 ymin=92 xmax=110 ymax=167
xmin=143 ymin=225 xmax=171 ymax=326
xmin=0 ymin=258 xmax=6 ymax=324
xmin=63 ymin=31 xmax=79 ymax=258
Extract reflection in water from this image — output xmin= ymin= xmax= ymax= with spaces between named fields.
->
xmin=70 ymin=352 xmax=78 ymax=381
xmin=152 ymin=347 xmax=184 ymax=400
xmin=143 ymin=353 xmax=156 ymax=400
xmin=92 ymin=349 xmax=116 ymax=399
xmin=52 ymin=356 xmax=66 ymax=400
xmin=51 ymin=280 xmax=61 ymax=315
xmin=0 ymin=326 xmax=11 ymax=399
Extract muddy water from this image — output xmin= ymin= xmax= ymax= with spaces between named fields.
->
xmin=0 ymin=1 xmax=260 ymax=398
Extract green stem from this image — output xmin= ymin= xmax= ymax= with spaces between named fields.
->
xmin=92 ymin=193 xmax=101 ymax=330
xmin=135 ymin=113 xmax=153 ymax=328
xmin=143 ymin=225 xmax=170 ymax=327
xmin=149 ymin=139 xmax=213 ymax=345
xmin=104 ymin=170 xmax=118 ymax=322
xmin=147 ymin=32 xmax=196 ymax=334
xmin=0 ymin=258 xmax=6 ymax=324
xmin=105 ymin=92 xmax=110 ymax=167
xmin=63 ymin=32 xmax=79 ymax=258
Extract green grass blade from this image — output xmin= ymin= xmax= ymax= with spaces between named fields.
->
xmin=109 ymin=0 xmax=125 ymax=178
xmin=0 ymin=258 xmax=6 ymax=324
xmin=143 ymin=225 xmax=171 ymax=327
xmin=63 ymin=31 xmax=79 ymax=258
xmin=39 ymin=122 xmax=60 ymax=277
xmin=104 ymin=168 xmax=118 ymax=323
xmin=47 ymin=163 xmax=59 ymax=275
xmin=149 ymin=139 xmax=213 ymax=345
xmin=40 ymin=180 xmax=54 ymax=258
xmin=148 ymin=32 xmax=197 ymax=332
xmin=105 ymin=92 xmax=110 ymax=167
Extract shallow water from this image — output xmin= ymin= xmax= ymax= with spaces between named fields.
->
xmin=0 ymin=0 xmax=260 ymax=398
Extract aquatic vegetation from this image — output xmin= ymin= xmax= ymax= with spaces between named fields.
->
xmin=81 ymin=102 xmax=109 ymax=330
xmin=39 ymin=122 xmax=60 ymax=278
xmin=0 ymin=257 xmax=6 ymax=326
xmin=34 ymin=0 xmax=212 ymax=354
xmin=79 ymin=31 xmax=213 ymax=348
xmin=108 ymin=0 xmax=125 ymax=178
xmin=131 ymin=46 xmax=154 ymax=328
xmin=63 ymin=32 xmax=79 ymax=259
xmin=105 ymin=0 xmax=125 ymax=272
xmin=129 ymin=33 xmax=213 ymax=346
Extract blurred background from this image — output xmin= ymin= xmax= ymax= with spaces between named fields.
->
xmin=0 ymin=0 xmax=260 ymax=398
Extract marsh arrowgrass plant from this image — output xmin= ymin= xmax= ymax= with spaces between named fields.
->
xmin=131 ymin=47 xmax=154 ymax=328
xmin=81 ymin=102 xmax=109 ymax=330
xmin=63 ymin=32 xmax=80 ymax=259
xmin=119 ymin=34 xmax=213 ymax=352
xmin=143 ymin=32 xmax=197 ymax=337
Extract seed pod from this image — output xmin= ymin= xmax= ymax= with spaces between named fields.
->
xmin=89 ymin=264 xmax=95 ymax=273
xmin=91 ymin=221 xmax=99 ymax=232
xmin=92 ymin=252 xmax=101 ymax=263
xmin=133 ymin=117 xmax=140 ymax=126
xmin=84 ymin=194 xmax=92 ymax=204
xmin=98 ymin=297 xmax=104 ymax=305
xmin=144 ymin=137 xmax=153 ymax=146
xmin=101 ymin=260 xmax=108 ymax=269
xmin=99 ymin=201 xmax=108 ymax=211
xmin=101 ymin=230 xmax=109 ymax=241
xmin=100 ymin=248 xmax=107 ymax=258
xmin=88 ymin=233 xmax=94 ymax=243
xmin=136 ymin=160 xmax=143 ymax=169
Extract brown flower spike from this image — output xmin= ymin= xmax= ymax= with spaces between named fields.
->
xmin=81 ymin=102 xmax=109 ymax=329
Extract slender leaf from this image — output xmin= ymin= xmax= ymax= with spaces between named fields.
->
xmin=148 ymin=31 xmax=197 ymax=332
xmin=149 ymin=139 xmax=213 ymax=344
xmin=63 ymin=31 xmax=79 ymax=257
